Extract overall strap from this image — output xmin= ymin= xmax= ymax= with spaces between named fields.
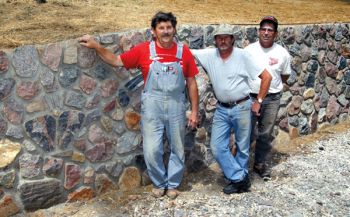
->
xmin=175 ymin=42 xmax=183 ymax=60
xmin=149 ymin=41 xmax=157 ymax=60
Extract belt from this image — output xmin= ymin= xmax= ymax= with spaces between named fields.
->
xmin=250 ymin=92 xmax=280 ymax=98
xmin=218 ymin=96 xmax=250 ymax=108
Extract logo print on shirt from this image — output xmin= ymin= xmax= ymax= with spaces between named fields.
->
xmin=269 ymin=57 xmax=279 ymax=66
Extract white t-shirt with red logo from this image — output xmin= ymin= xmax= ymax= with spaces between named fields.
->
xmin=245 ymin=41 xmax=291 ymax=94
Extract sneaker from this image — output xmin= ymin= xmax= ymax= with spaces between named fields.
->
xmin=166 ymin=189 xmax=179 ymax=199
xmin=254 ymin=163 xmax=271 ymax=181
xmin=223 ymin=175 xmax=251 ymax=194
xmin=151 ymin=188 xmax=165 ymax=198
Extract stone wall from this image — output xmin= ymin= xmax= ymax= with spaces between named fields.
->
xmin=0 ymin=23 xmax=349 ymax=215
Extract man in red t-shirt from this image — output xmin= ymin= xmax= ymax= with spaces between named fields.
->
xmin=79 ymin=11 xmax=199 ymax=199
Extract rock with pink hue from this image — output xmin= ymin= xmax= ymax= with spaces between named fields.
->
xmin=85 ymin=140 xmax=114 ymax=162
xmin=326 ymin=96 xmax=341 ymax=121
xmin=100 ymin=79 xmax=118 ymax=98
xmin=88 ymin=124 xmax=106 ymax=143
xmin=16 ymin=81 xmax=40 ymax=100
xmin=287 ymin=96 xmax=303 ymax=115
xmin=80 ymin=74 xmax=97 ymax=94
xmin=103 ymin=99 xmax=116 ymax=113
xmin=3 ymin=99 xmax=24 ymax=124
xmin=64 ymin=163 xmax=81 ymax=190
xmin=85 ymin=93 xmax=101 ymax=109
xmin=43 ymin=157 xmax=63 ymax=177
xmin=19 ymin=154 xmax=42 ymax=179
xmin=39 ymin=43 xmax=62 ymax=71
xmin=77 ymin=45 xmax=96 ymax=68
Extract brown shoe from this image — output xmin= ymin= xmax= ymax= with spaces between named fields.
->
xmin=166 ymin=189 xmax=179 ymax=199
xmin=151 ymin=188 xmax=165 ymax=198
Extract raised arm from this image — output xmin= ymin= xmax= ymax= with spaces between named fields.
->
xmin=78 ymin=34 xmax=124 ymax=67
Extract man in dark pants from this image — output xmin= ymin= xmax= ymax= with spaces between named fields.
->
xmin=79 ymin=11 xmax=199 ymax=199
xmin=245 ymin=16 xmax=291 ymax=180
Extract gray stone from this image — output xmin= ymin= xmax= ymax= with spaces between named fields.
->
xmin=327 ymin=51 xmax=338 ymax=65
xmin=6 ymin=125 xmax=24 ymax=139
xmin=59 ymin=65 xmax=79 ymax=87
xmin=0 ymin=78 xmax=15 ymax=101
xmin=106 ymin=161 xmax=124 ymax=178
xmin=77 ymin=45 xmax=96 ymax=68
xmin=281 ymin=27 xmax=295 ymax=45
xmin=189 ymin=26 xmax=204 ymax=49
xmin=246 ymin=27 xmax=258 ymax=43
xmin=19 ymin=154 xmax=42 ymax=179
xmin=85 ymin=109 xmax=102 ymax=126
xmin=12 ymin=45 xmax=39 ymax=77
xmin=40 ymin=67 xmax=58 ymax=93
xmin=85 ymin=93 xmax=101 ymax=109
xmin=23 ymin=140 xmax=37 ymax=152
xmin=65 ymin=92 xmax=86 ymax=109
xmin=301 ymin=99 xmax=315 ymax=115
xmin=318 ymin=108 xmax=326 ymax=123
xmin=18 ymin=179 xmax=62 ymax=210
xmin=0 ymin=169 xmax=16 ymax=188
xmin=298 ymin=115 xmax=310 ymax=135
xmin=319 ymin=88 xmax=330 ymax=108
xmin=337 ymin=94 xmax=348 ymax=107
xmin=117 ymin=131 xmax=141 ymax=154
xmin=344 ymin=70 xmax=350 ymax=85
xmin=280 ymin=91 xmax=292 ymax=106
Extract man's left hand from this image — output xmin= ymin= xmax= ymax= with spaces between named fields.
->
xmin=252 ymin=101 xmax=261 ymax=116
xmin=187 ymin=112 xmax=198 ymax=129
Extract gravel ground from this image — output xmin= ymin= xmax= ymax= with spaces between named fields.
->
xmin=25 ymin=129 xmax=350 ymax=217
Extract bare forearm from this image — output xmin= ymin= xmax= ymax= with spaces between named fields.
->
xmin=257 ymin=69 xmax=272 ymax=99
xmin=187 ymin=79 xmax=199 ymax=115
xmin=95 ymin=45 xmax=123 ymax=67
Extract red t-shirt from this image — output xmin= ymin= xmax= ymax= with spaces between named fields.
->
xmin=120 ymin=41 xmax=198 ymax=82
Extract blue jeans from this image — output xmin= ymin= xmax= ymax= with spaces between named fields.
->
xmin=210 ymin=99 xmax=252 ymax=182
xmin=141 ymin=93 xmax=186 ymax=189
xmin=251 ymin=93 xmax=281 ymax=164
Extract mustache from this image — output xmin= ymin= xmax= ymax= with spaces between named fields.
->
xmin=161 ymin=33 xmax=172 ymax=37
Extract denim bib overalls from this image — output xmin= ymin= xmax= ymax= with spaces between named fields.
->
xmin=141 ymin=41 xmax=186 ymax=189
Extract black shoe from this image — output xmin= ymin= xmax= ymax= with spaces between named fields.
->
xmin=254 ymin=163 xmax=271 ymax=181
xmin=223 ymin=175 xmax=251 ymax=194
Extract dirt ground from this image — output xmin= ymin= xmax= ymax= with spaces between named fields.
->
xmin=1 ymin=0 xmax=350 ymax=49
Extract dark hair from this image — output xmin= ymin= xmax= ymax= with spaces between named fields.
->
xmin=151 ymin=11 xmax=177 ymax=29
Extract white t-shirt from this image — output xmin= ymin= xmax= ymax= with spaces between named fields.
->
xmin=245 ymin=41 xmax=291 ymax=94
xmin=192 ymin=48 xmax=264 ymax=103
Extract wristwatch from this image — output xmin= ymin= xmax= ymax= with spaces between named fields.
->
xmin=257 ymin=98 xmax=263 ymax=104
